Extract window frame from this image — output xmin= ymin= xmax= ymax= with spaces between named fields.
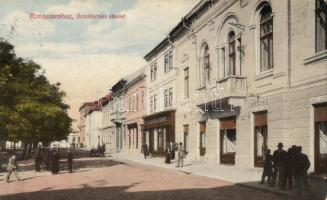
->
xmin=228 ymin=31 xmax=236 ymax=76
xmin=259 ymin=6 xmax=274 ymax=72
xmin=184 ymin=67 xmax=189 ymax=98
xmin=315 ymin=0 xmax=327 ymax=52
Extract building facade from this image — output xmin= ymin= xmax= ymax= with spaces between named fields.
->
xmin=144 ymin=0 xmax=327 ymax=174
xmin=143 ymin=36 xmax=178 ymax=155
xmin=85 ymin=105 xmax=102 ymax=149
xmin=122 ymin=67 xmax=146 ymax=153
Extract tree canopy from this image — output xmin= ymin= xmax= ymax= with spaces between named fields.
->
xmin=0 ymin=38 xmax=72 ymax=147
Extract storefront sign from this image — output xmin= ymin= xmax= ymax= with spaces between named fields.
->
xmin=250 ymin=97 xmax=268 ymax=108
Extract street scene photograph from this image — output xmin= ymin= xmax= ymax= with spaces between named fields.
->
xmin=0 ymin=0 xmax=327 ymax=200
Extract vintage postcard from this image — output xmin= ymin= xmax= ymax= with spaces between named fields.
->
xmin=0 ymin=0 xmax=326 ymax=200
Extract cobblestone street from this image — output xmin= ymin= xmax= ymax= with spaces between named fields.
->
xmin=0 ymin=158 xmax=292 ymax=200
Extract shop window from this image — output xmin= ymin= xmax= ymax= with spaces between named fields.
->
xmin=254 ymin=111 xmax=268 ymax=167
xmin=314 ymin=103 xmax=327 ymax=173
xmin=220 ymin=117 xmax=236 ymax=165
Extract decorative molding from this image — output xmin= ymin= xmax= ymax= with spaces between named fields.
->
xmin=303 ymin=50 xmax=327 ymax=65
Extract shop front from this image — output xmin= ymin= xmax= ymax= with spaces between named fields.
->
xmin=143 ymin=110 xmax=175 ymax=155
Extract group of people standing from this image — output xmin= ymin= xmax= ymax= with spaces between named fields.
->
xmin=260 ymin=142 xmax=310 ymax=193
xmin=5 ymin=147 xmax=74 ymax=183
xmin=141 ymin=142 xmax=186 ymax=168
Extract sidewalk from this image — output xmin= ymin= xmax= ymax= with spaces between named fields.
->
xmin=109 ymin=152 xmax=327 ymax=200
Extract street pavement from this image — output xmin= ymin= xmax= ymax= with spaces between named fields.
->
xmin=0 ymin=157 xmax=292 ymax=200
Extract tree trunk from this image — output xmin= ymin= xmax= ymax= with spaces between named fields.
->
xmin=21 ymin=142 xmax=28 ymax=160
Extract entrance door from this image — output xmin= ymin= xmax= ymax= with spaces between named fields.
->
xmin=314 ymin=104 xmax=327 ymax=173
xmin=254 ymin=111 xmax=268 ymax=167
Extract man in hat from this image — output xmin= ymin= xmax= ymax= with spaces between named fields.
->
xmin=271 ymin=142 xmax=287 ymax=189
xmin=294 ymin=146 xmax=310 ymax=195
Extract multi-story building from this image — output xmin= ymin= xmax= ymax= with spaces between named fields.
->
xmin=85 ymin=103 xmax=102 ymax=149
xmin=143 ymin=36 xmax=177 ymax=155
xmin=145 ymin=0 xmax=327 ymax=175
xmin=122 ymin=67 xmax=146 ymax=153
xmin=109 ymin=79 xmax=128 ymax=152
xmin=79 ymin=102 xmax=98 ymax=147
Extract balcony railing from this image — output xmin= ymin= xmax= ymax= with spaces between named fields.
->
xmin=196 ymin=76 xmax=247 ymax=107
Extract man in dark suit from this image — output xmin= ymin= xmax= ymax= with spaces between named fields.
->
xmin=271 ymin=142 xmax=287 ymax=189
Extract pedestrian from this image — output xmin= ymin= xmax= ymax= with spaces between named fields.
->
xmin=6 ymin=155 xmax=20 ymax=182
xmin=259 ymin=149 xmax=273 ymax=185
xmin=285 ymin=145 xmax=297 ymax=189
xmin=176 ymin=142 xmax=185 ymax=168
xmin=101 ymin=144 xmax=106 ymax=157
xmin=271 ymin=142 xmax=287 ymax=189
xmin=294 ymin=146 xmax=310 ymax=196
xmin=51 ymin=149 xmax=60 ymax=175
xmin=34 ymin=146 xmax=42 ymax=173
xmin=141 ymin=143 xmax=148 ymax=159
xmin=67 ymin=149 xmax=73 ymax=173
xmin=165 ymin=143 xmax=171 ymax=164
xmin=170 ymin=142 xmax=175 ymax=160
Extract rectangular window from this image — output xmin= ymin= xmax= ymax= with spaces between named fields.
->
xmin=229 ymin=39 xmax=236 ymax=76
xmin=199 ymin=122 xmax=206 ymax=156
xmin=316 ymin=0 xmax=327 ymax=52
xmin=184 ymin=125 xmax=189 ymax=152
xmin=184 ymin=67 xmax=189 ymax=98
xmin=151 ymin=63 xmax=157 ymax=81
xmin=204 ymin=54 xmax=210 ymax=82
xmin=314 ymin=103 xmax=327 ymax=173
xmin=254 ymin=111 xmax=268 ymax=168
xmin=164 ymin=51 xmax=173 ymax=73
xmin=221 ymin=47 xmax=226 ymax=77
xmin=164 ymin=89 xmax=168 ymax=108
xmin=260 ymin=11 xmax=273 ymax=72
xmin=169 ymin=51 xmax=173 ymax=70
xmin=153 ymin=95 xmax=157 ymax=111
xmin=168 ymin=88 xmax=173 ymax=107
xmin=220 ymin=117 xmax=236 ymax=165
xmin=164 ymin=54 xmax=169 ymax=73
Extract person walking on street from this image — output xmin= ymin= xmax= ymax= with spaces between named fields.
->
xmin=271 ymin=142 xmax=287 ymax=189
xmin=176 ymin=142 xmax=185 ymax=168
xmin=170 ymin=142 xmax=175 ymax=160
xmin=67 ymin=149 xmax=73 ymax=173
xmin=34 ymin=146 xmax=42 ymax=174
xmin=142 ymin=143 xmax=148 ymax=159
xmin=294 ymin=146 xmax=310 ymax=196
xmin=165 ymin=143 xmax=171 ymax=164
xmin=259 ymin=149 xmax=273 ymax=185
xmin=285 ymin=145 xmax=297 ymax=189
xmin=6 ymin=155 xmax=20 ymax=182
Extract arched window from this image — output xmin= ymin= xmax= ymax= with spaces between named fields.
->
xmin=260 ymin=6 xmax=273 ymax=72
xmin=228 ymin=31 xmax=236 ymax=76
xmin=199 ymin=43 xmax=210 ymax=87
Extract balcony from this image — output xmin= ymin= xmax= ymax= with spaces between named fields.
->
xmin=196 ymin=76 xmax=247 ymax=109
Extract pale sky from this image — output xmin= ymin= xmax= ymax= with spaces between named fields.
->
xmin=0 ymin=0 xmax=199 ymax=129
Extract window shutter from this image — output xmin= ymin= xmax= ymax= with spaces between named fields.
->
xmin=254 ymin=111 xmax=267 ymax=127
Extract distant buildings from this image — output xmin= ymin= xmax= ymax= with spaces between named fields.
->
xmin=78 ymin=0 xmax=327 ymax=175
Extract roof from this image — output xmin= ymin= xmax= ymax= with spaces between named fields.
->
xmin=144 ymin=0 xmax=216 ymax=61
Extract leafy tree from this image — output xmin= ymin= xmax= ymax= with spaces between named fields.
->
xmin=0 ymin=38 xmax=72 ymax=155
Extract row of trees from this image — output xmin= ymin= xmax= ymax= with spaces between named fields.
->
xmin=0 ymin=38 xmax=72 ymax=157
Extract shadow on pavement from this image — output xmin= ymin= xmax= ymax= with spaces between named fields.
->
xmin=0 ymin=183 xmax=298 ymax=200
